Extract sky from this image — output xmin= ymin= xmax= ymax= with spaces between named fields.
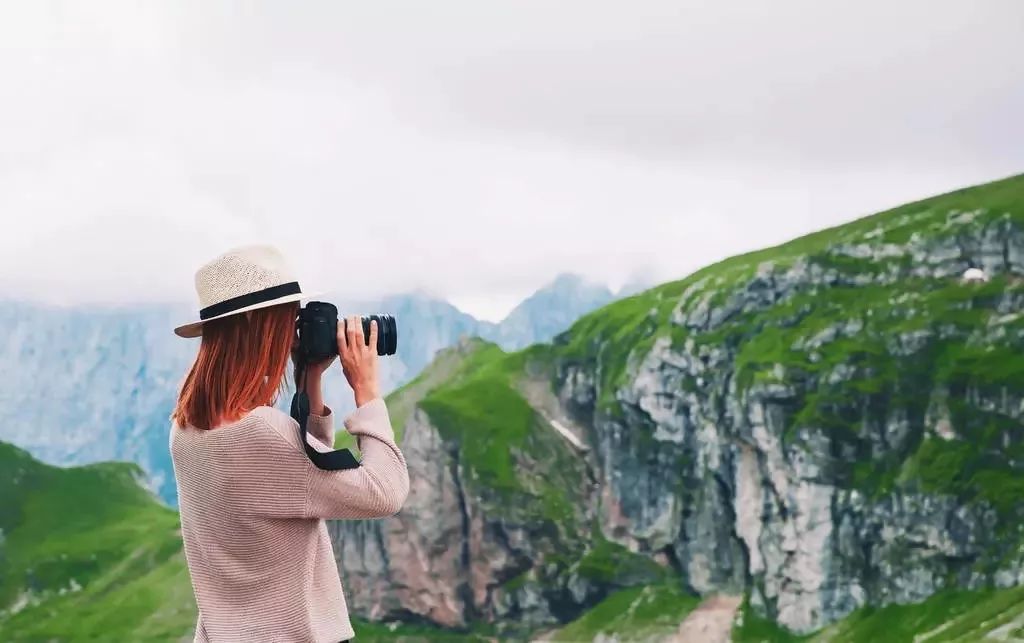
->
xmin=1 ymin=2 xmax=1022 ymax=321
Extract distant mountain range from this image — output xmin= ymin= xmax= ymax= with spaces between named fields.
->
xmin=0 ymin=273 xmax=632 ymax=506
xmin=480 ymin=273 xmax=623 ymax=351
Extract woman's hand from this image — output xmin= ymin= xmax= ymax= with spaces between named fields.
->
xmin=290 ymin=337 xmax=336 ymax=378
xmin=291 ymin=340 xmax=334 ymax=416
xmin=307 ymin=354 xmax=336 ymax=378
xmin=338 ymin=316 xmax=380 ymax=407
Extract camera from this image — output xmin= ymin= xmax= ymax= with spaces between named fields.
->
xmin=296 ymin=301 xmax=397 ymax=363
xmin=292 ymin=300 xmax=394 ymax=470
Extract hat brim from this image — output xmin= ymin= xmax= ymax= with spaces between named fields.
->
xmin=174 ymin=290 xmax=326 ymax=338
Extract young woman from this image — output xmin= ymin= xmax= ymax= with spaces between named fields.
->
xmin=169 ymin=244 xmax=409 ymax=643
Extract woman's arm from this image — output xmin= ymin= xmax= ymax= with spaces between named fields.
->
xmin=307 ymin=369 xmax=326 ymax=417
xmin=304 ymin=397 xmax=409 ymax=519
xmin=236 ymin=404 xmax=409 ymax=520
xmin=295 ymin=347 xmax=334 ymax=446
xmin=301 ymin=316 xmax=409 ymax=518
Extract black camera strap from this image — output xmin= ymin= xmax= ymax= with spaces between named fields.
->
xmin=290 ymin=364 xmax=361 ymax=470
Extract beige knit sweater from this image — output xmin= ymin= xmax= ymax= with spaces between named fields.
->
xmin=169 ymin=397 xmax=410 ymax=643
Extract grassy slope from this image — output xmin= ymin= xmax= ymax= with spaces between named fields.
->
xmin=385 ymin=338 xmax=589 ymax=528
xmin=548 ymin=580 xmax=701 ymax=642
xmin=559 ymin=583 xmax=1024 ymax=642
xmin=0 ymin=441 xmax=196 ymax=641
xmin=332 ymin=337 xmax=501 ymax=451
xmin=806 ymin=585 xmax=1024 ymax=642
xmin=347 ymin=618 xmax=496 ymax=642
xmin=556 ymin=173 xmax=1024 ymax=410
xmin=729 ymin=591 xmax=1024 ymax=643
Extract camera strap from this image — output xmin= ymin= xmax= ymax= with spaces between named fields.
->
xmin=290 ymin=365 xmax=361 ymax=470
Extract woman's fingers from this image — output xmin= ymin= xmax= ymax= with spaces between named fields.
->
xmin=337 ymin=320 xmax=350 ymax=358
xmin=368 ymin=319 xmax=378 ymax=353
xmin=344 ymin=315 xmax=354 ymax=350
xmin=348 ymin=315 xmax=362 ymax=351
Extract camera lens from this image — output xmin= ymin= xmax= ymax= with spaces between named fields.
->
xmin=383 ymin=314 xmax=397 ymax=355
xmin=360 ymin=314 xmax=398 ymax=356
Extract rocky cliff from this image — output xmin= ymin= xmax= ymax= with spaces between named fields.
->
xmin=328 ymin=174 xmax=1024 ymax=636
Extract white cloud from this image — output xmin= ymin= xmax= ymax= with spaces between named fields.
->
xmin=0 ymin=1 xmax=1022 ymax=320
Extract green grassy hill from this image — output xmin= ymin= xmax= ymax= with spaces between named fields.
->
xmin=732 ymin=584 xmax=1024 ymax=642
xmin=0 ymin=441 xmax=195 ymax=641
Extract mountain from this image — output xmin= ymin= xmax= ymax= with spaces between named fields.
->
xmin=0 ymin=274 xmax=617 ymax=507
xmin=480 ymin=273 xmax=616 ymax=350
xmin=324 ymin=173 xmax=1024 ymax=637
xmin=0 ymin=303 xmax=196 ymax=507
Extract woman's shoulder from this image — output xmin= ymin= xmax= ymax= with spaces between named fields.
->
xmin=247 ymin=406 xmax=303 ymax=451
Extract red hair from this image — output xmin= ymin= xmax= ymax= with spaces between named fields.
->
xmin=172 ymin=301 xmax=299 ymax=430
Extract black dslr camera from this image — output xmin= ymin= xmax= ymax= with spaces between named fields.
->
xmin=296 ymin=301 xmax=398 ymax=362
xmin=291 ymin=301 xmax=397 ymax=471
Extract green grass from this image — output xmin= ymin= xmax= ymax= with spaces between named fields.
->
xmin=572 ymin=537 xmax=669 ymax=585
xmin=348 ymin=617 xmax=497 ymax=642
xmin=732 ymin=585 xmax=1024 ymax=642
xmin=732 ymin=597 xmax=809 ymax=642
xmin=556 ymin=278 xmax=696 ymax=412
xmin=0 ymin=441 xmax=196 ymax=641
xmin=411 ymin=341 xmax=590 ymax=531
xmin=332 ymin=338 xmax=505 ymax=452
xmin=549 ymin=580 xmax=701 ymax=642
xmin=420 ymin=368 xmax=538 ymax=493
xmin=808 ymin=585 xmax=1024 ymax=642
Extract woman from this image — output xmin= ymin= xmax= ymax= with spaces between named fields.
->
xmin=169 ymin=244 xmax=410 ymax=643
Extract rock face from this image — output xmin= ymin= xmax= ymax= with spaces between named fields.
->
xmin=327 ymin=176 xmax=1024 ymax=635
xmin=556 ymin=200 xmax=1024 ymax=632
xmin=329 ymin=394 xmax=605 ymax=637
xmin=329 ymin=409 xmax=471 ymax=626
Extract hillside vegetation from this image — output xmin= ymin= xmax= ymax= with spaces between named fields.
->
xmin=0 ymin=441 xmax=194 ymax=640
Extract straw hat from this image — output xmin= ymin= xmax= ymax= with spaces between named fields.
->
xmin=174 ymin=244 xmax=322 ymax=338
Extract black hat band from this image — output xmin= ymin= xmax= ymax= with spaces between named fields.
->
xmin=199 ymin=281 xmax=302 ymax=320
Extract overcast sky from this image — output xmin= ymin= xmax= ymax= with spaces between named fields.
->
xmin=1 ymin=2 xmax=1022 ymax=321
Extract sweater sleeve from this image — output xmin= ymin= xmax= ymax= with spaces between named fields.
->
xmin=304 ymin=398 xmax=410 ymax=520
xmin=306 ymin=405 xmax=336 ymax=448
xmin=243 ymin=399 xmax=409 ymax=520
